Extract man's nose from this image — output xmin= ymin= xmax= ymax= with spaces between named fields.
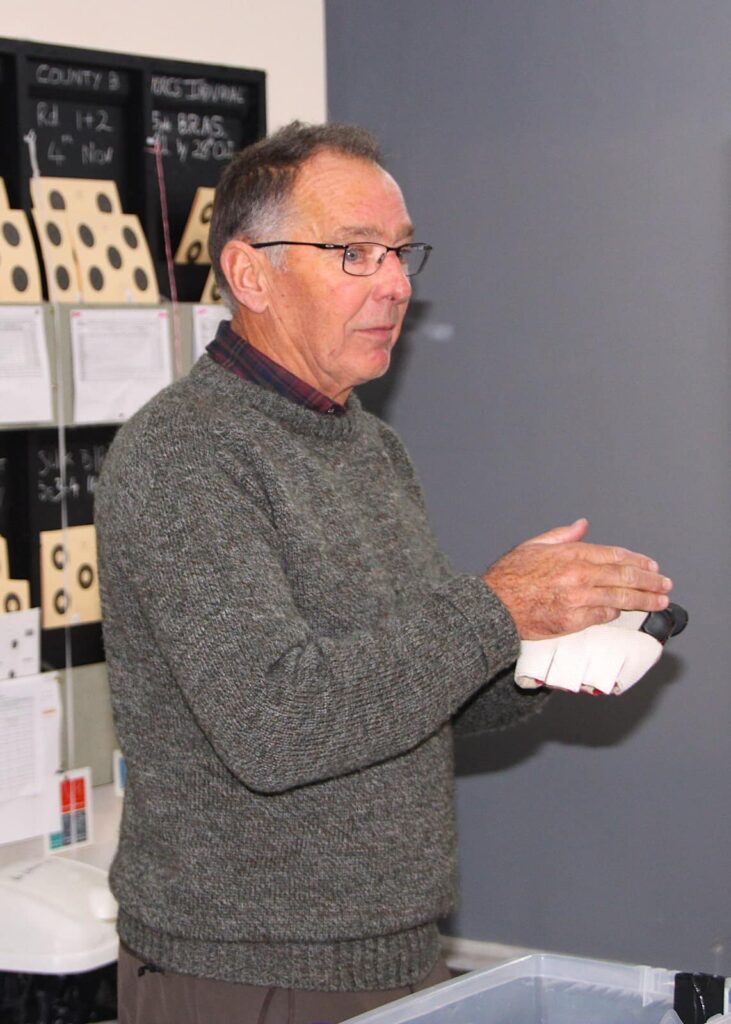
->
xmin=374 ymin=251 xmax=412 ymax=301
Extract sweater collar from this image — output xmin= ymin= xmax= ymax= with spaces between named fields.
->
xmin=187 ymin=357 xmax=365 ymax=442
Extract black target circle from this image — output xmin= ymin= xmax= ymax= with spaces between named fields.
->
xmin=134 ymin=268 xmax=149 ymax=291
xmin=97 ymin=193 xmax=113 ymax=213
xmin=107 ymin=246 xmax=122 ymax=269
xmin=46 ymin=222 xmax=62 ymax=246
xmin=55 ymin=266 xmax=71 ymax=290
xmin=78 ymin=564 xmax=94 ymax=589
xmin=4 ymin=594 xmax=20 ymax=613
xmin=52 ymin=544 xmax=67 ymax=570
xmin=12 ymin=267 xmax=28 ymax=292
xmin=89 ymin=267 xmax=104 ymax=291
xmin=123 ymin=226 xmax=139 ymax=249
xmin=79 ymin=224 xmax=95 ymax=247
xmin=3 ymin=222 xmax=20 ymax=246
xmin=54 ymin=589 xmax=70 ymax=615
xmin=49 ymin=190 xmax=65 ymax=210
xmin=201 ymin=203 xmax=213 ymax=224
xmin=186 ymin=241 xmax=202 ymax=262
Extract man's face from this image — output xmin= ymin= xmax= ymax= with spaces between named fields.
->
xmin=252 ymin=151 xmax=414 ymax=403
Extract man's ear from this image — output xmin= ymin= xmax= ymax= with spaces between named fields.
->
xmin=219 ymin=240 xmax=270 ymax=314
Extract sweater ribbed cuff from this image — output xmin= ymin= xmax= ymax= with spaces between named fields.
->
xmin=439 ymin=575 xmax=520 ymax=679
xmin=118 ymin=911 xmax=442 ymax=991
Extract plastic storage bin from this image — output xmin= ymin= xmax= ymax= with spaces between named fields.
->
xmin=0 ymin=857 xmax=118 ymax=1023
xmin=348 ymin=953 xmax=678 ymax=1024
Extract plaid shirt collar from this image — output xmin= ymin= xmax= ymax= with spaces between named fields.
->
xmin=207 ymin=320 xmax=347 ymax=417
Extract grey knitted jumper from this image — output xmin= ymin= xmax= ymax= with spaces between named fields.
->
xmin=96 ymin=355 xmax=543 ymax=991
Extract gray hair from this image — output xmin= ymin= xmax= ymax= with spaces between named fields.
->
xmin=209 ymin=121 xmax=384 ymax=307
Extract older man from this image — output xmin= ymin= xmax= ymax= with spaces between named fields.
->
xmin=96 ymin=122 xmax=671 ymax=1024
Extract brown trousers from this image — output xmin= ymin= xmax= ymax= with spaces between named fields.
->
xmin=118 ymin=943 xmax=451 ymax=1024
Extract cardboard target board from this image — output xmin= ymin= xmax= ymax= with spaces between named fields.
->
xmin=30 ymin=177 xmax=123 ymax=221
xmin=32 ymin=208 xmax=82 ymax=302
xmin=175 ymin=187 xmax=215 ymax=265
xmin=0 ymin=577 xmax=31 ymax=614
xmin=40 ymin=524 xmax=101 ymax=630
xmin=200 ymin=269 xmax=223 ymax=304
xmin=73 ymin=213 xmax=158 ymax=304
xmin=29 ymin=177 xmax=158 ymax=304
xmin=0 ymin=533 xmax=31 ymax=615
xmin=0 ymin=210 xmax=42 ymax=302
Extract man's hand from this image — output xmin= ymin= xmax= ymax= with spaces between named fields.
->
xmin=482 ymin=518 xmax=672 ymax=640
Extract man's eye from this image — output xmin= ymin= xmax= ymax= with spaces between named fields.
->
xmin=344 ymin=246 xmax=368 ymax=264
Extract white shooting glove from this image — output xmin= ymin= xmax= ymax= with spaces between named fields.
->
xmin=515 ymin=610 xmax=663 ymax=695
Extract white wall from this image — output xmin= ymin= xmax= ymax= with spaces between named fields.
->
xmin=4 ymin=0 xmax=327 ymax=130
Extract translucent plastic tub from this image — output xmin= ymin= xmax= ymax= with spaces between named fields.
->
xmin=347 ymin=953 xmax=678 ymax=1024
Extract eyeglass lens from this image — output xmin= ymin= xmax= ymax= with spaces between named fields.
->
xmin=343 ymin=243 xmax=428 ymax=277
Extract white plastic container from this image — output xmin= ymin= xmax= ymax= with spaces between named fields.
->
xmin=0 ymin=857 xmax=118 ymax=973
xmin=347 ymin=953 xmax=678 ymax=1024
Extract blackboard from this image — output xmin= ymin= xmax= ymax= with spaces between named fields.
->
xmin=145 ymin=65 xmax=262 ymax=298
xmin=1 ymin=426 xmax=118 ymax=669
xmin=0 ymin=38 xmax=266 ymax=301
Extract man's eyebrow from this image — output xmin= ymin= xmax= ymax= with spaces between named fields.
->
xmin=333 ymin=224 xmax=415 ymax=242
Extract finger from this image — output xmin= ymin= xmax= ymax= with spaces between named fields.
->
xmin=579 ymin=544 xmax=660 ymax=573
xmin=526 ymin=518 xmax=589 ymax=546
xmin=583 ymin=587 xmax=670 ymax=613
xmin=581 ymin=563 xmax=673 ymax=595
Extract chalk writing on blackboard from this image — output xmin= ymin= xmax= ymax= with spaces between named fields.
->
xmin=36 ymin=445 xmax=109 ymax=504
xmin=28 ymin=59 xmax=130 ymax=176
xmin=33 ymin=99 xmax=121 ymax=171
xmin=150 ymin=109 xmax=238 ymax=165
xmin=150 ymin=76 xmax=248 ymax=106
xmin=33 ymin=62 xmax=123 ymax=93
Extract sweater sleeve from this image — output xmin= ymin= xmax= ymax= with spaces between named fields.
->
xmin=99 ymin=432 xmax=524 ymax=794
xmin=452 ymin=666 xmax=551 ymax=736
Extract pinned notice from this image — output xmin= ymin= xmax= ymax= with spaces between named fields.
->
xmin=0 ymin=608 xmax=40 ymax=680
xmin=192 ymin=304 xmax=227 ymax=361
xmin=0 ymin=306 xmax=53 ymax=425
xmin=70 ymin=307 xmax=172 ymax=423
xmin=0 ymin=673 xmax=61 ymax=846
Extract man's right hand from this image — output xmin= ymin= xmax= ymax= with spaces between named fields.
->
xmin=482 ymin=518 xmax=673 ymax=640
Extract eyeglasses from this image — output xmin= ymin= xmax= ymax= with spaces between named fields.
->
xmin=250 ymin=240 xmax=432 ymax=277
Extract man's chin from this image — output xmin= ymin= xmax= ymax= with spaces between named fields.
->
xmin=362 ymin=347 xmax=392 ymax=382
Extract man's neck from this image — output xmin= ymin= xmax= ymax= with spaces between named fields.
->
xmin=230 ymin=312 xmax=352 ymax=405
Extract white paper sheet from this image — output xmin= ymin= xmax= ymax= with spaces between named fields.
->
xmin=0 ymin=608 xmax=40 ymax=680
xmin=0 ymin=685 xmax=42 ymax=801
xmin=0 ymin=305 xmax=53 ymax=425
xmin=192 ymin=304 xmax=228 ymax=361
xmin=70 ymin=307 xmax=172 ymax=423
xmin=0 ymin=673 xmax=61 ymax=845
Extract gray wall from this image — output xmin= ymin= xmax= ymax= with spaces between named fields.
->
xmin=326 ymin=1 xmax=731 ymax=974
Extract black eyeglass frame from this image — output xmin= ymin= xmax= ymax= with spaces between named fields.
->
xmin=250 ymin=240 xmax=433 ymax=277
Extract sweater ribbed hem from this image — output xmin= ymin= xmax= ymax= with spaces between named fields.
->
xmin=117 ymin=911 xmax=442 ymax=991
